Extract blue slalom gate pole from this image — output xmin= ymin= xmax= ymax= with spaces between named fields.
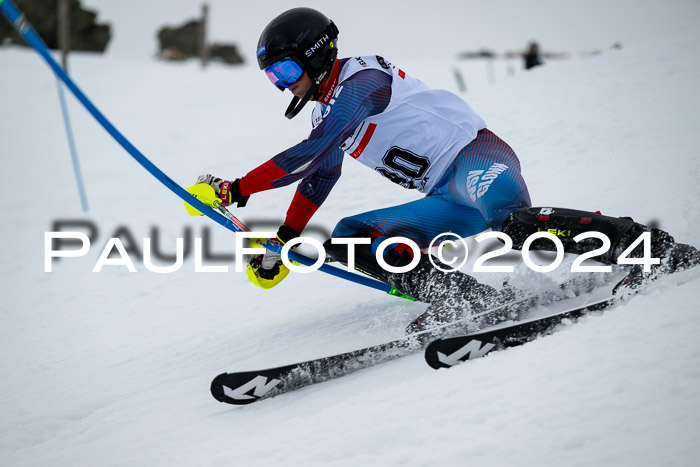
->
xmin=0 ymin=0 xmax=398 ymax=295
xmin=56 ymin=79 xmax=89 ymax=212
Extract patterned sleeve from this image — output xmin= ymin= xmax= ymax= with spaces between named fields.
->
xmin=283 ymin=147 xmax=343 ymax=233
xmin=239 ymin=68 xmax=392 ymax=232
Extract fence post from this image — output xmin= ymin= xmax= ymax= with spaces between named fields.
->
xmin=58 ymin=0 xmax=69 ymax=71
xmin=199 ymin=3 xmax=209 ymax=67
xmin=453 ymin=67 xmax=467 ymax=93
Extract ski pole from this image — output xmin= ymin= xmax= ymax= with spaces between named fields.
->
xmin=0 ymin=0 xmax=407 ymax=297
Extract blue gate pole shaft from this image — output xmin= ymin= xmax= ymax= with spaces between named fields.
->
xmin=0 ymin=0 xmax=392 ymax=294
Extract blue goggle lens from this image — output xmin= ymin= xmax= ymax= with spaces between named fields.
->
xmin=265 ymin=58 xmax=303 ymax=90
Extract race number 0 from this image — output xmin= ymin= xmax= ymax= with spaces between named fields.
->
xmin=382 ymin=147 xmax=430 ymax=179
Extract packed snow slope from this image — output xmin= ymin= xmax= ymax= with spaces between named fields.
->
xmin=2 ymin=29 xmax=700 ymax=467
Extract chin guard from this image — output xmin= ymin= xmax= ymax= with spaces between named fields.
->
xmin=284 ymin=81 xmax=320 ymax=119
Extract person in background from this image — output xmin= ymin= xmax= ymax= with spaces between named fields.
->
xmin=524 ymin=41 xmax=543 ymax=70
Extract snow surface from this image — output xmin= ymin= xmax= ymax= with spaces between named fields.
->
xmin=2 ymin=27 xmax=700 ymax=467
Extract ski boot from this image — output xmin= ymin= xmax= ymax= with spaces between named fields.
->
xmin=503 ymin=207 xmax=700 ymax=294
xmin=324 ymin=235 xmax=517 ymax=334
xmin=387 ymin=257 xmax=517 ymax=334
xmin=403 ymin=281 xmax=519 ymax=334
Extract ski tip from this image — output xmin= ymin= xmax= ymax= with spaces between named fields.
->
xmin=210 ymin=373 xmax=230 ymax=403
xmin=424 ymin=339 xmax=448 ymax=370
xmin=210 ymin=372 xmax=260 ymax=406
xmin=210 ymin=371 xmax=285 ymax=406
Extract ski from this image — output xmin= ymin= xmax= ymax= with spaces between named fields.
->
xmin=424 ymin=260 xmax=700 ymax=370
xmin=210 ymin=294 xmax=546 ymax=405
xmin=210 ymin=336 xmax=422 ymax=405
xmin=210 ymin=279 xmax=614 ymax=405
xmin=423 ymin=295 xmax=617 ymax=369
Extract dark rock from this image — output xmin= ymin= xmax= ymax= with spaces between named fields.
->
xmin=0 ymin=0 xmax=110 ymax=52
xmin=157 ymin=19 xmax=244 ymax=65
xmin=157 ymin=20 xmax=200 ymax=58
xmin=209 ymin=43 xmax=244 ymax=65
xmin=457 ymin=49 xmax=497 ymax=60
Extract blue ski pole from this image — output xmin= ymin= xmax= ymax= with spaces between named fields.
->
xmin=0 ymin=0 xmax=409 ymax=297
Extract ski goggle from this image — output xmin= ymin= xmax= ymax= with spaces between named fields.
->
xmin=264 ymin=58 xmax=304 ymax=90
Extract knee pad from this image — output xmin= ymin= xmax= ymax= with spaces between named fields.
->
xmin=501 ymin=207 xmax=674 ymax=264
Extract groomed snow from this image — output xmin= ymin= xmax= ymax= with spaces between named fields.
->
xmin=1 ymin=26 xmax=699 ymax=467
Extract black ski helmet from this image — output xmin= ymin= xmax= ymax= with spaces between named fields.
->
xmin=257 ymin=8 xmax=339 ymax=119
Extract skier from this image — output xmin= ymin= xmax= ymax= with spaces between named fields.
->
xmin=197 ymin=8 xmax=699 ymax=331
